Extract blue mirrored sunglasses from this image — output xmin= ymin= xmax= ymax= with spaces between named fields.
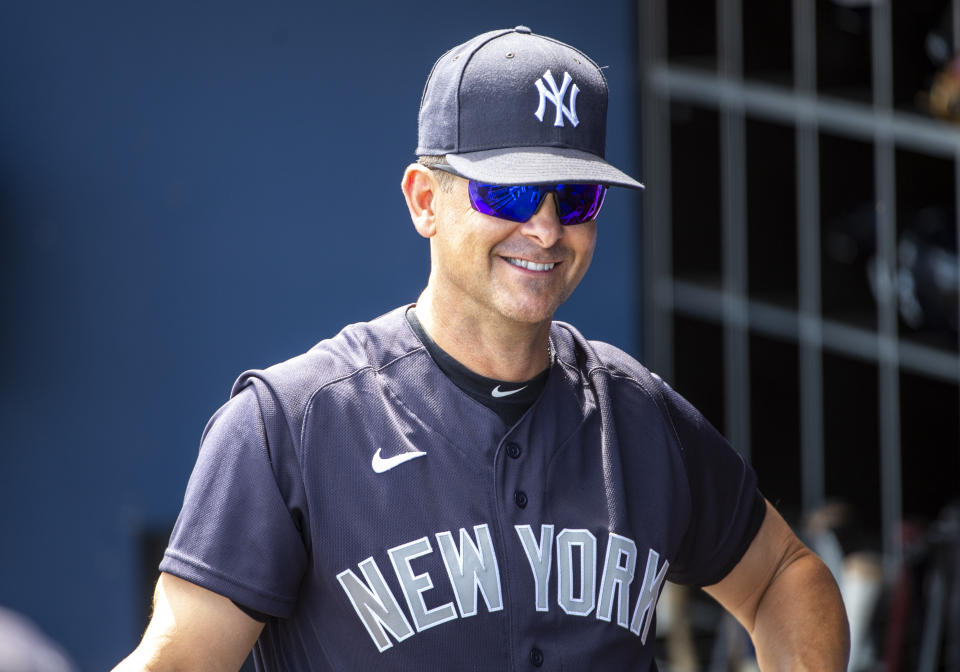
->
xmin=467 ymin=181 xmax=607 ymax=226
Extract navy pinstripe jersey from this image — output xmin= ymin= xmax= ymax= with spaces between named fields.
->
xmin=160 ymin=304 xmax=765 ymax=671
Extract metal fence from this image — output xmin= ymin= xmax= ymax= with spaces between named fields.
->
xmin=640 ymin=0 xmax=960 ymax=573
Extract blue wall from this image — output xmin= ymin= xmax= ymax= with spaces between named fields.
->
xmin=0 ymin=3 xmax=640 ymax=669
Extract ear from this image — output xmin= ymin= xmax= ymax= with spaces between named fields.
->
xmin=401 ymin=163 xmax=440 ymax=239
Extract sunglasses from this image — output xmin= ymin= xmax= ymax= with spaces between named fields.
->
xmin=467 ymin=181 xmax=607 ymax=226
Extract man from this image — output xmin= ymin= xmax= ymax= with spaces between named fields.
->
xmin=114 ymin=27 xmax=848 ymax=671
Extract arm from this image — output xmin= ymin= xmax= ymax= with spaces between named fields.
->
xmin=703 ymin=499 xmax=850 ymax=671
xmin=112 ymin=572 xmax=264 ymax=672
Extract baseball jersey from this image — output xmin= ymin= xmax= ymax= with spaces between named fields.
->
xmin=159 ymin=304 xmax=765 ymax=671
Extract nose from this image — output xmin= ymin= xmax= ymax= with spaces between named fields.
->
xmin=519 ymin=193 xmax=563 ymax=248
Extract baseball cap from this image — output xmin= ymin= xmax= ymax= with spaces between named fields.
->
xmin=416 ymin=26 xmax=643 ymax=190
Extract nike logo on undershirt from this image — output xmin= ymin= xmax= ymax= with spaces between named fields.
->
xmin=371 ymin=448 xmax=427 ymax=473
xmin=491 ymin=385 xmax=527 ymax=398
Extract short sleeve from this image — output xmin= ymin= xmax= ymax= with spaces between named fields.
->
xmin=658 ymin=379 xmax=766 ymax=587
xmin=159 ymin=386 xmax=308 ymax=617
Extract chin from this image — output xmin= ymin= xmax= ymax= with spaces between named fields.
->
xmin=495 ymin=298 xmax=563 ymax=325
xmin=488 ymin=282 xmax=577 ymax=325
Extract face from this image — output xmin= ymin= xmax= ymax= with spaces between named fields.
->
xmin=428 ymin=175 xmax=598 ymax=327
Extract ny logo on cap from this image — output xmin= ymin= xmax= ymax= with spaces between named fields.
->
xmin=533 ymin=70 xmax=580 ymax=127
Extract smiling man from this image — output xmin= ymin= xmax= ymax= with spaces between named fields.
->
xmin=115 ymin=27 xmax=849 ymax=672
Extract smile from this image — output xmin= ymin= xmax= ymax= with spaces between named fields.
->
xmin=505 ymin=257 xmax=556 ymax=272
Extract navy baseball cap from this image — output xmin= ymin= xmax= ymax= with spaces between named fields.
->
xmin=416 ymin=26 xmax=644 ymax=189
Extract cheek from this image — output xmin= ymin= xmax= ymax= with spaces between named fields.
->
xmin=431 ymin=219 xmax=493 ymax=281
xmin=444 ymin=227 xmax=487 ymax=266
xmin=570 ymin=225 xmax=597 ymax=270
xmin=448 ymin=215 xmax=509 ymax=263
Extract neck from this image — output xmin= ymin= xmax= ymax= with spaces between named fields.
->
xmin=414 ymin=287 xmax=553 ymax=382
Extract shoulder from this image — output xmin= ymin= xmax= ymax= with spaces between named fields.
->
xmin=227 ymin=305 xmax=422 ymax=424
xmin=549 ymin=319 xmax=699 ymax=446
xmin=550 ymin=320 xmax=662 ymax=393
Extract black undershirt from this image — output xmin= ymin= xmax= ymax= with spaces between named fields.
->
xmin=405 ymin=307 xmax=551 ymax=427
xmin=231 ymin=308 xmax=553 ymax=623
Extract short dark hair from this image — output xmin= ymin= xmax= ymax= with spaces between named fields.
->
xmin=417 ymin=155 xmax=456 ymax=193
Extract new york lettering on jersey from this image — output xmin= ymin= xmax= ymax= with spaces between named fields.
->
xmin=336 ymin=524 xmax=668 ymax=652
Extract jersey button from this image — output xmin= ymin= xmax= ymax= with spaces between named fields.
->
xmin=506 ymin=442 xmax=522 ymax=459
xmin=529 ymin=647 xmax=544 ymax=667
xmin=514 ymin=490 xmax=528 ymax=508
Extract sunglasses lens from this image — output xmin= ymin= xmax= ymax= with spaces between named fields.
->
xmin=468 ymin=182 xmax=545 ymax=222
xmin=467 ymin=181 xmax=606 ymax=225
xmin=555 ymin=184 xmax=607 ymax=225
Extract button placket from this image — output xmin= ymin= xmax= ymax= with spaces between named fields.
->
xmin=505 ymin=440 xmax=527 ymax=509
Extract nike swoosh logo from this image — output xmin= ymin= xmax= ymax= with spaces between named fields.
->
xmin=491 ymin=384 xmax=527 ymax=398
xmin=371 ymin=448 xmax=427 ymax=473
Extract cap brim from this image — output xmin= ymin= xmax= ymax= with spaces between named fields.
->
xmin=443 ymin=147 xmax=644 ymax=189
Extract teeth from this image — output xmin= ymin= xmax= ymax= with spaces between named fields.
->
xmin=506 ymin=257 xmax=556 ymax=272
